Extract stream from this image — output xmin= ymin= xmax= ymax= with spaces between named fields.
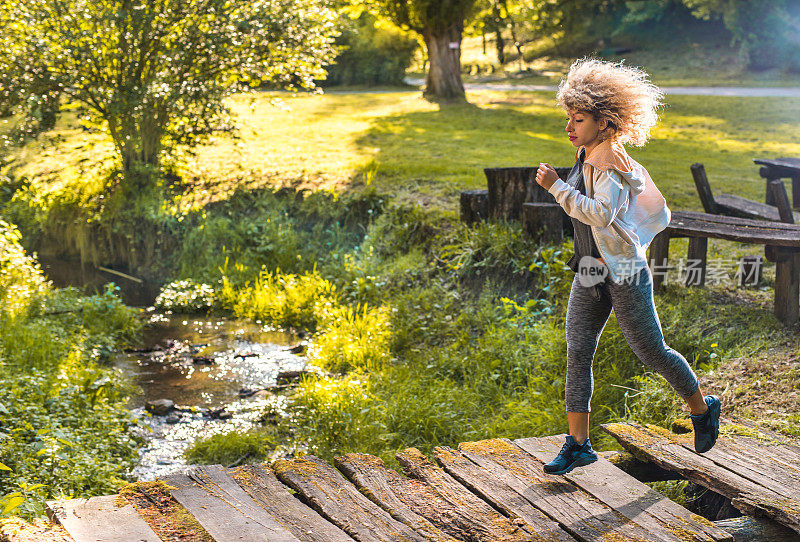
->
xmin=41 ymin=258 xmax=310 ymax=481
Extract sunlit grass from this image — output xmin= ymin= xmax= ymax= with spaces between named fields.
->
xmin=4 ymin=90 xmax=799 ymax=219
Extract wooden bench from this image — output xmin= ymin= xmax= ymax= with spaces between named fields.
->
xmin=649 ymin=210 xmax=800 ymax=325
xmin=691 ymin=163 xmax=799 ymax=223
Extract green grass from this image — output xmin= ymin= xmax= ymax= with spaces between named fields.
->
xmin=5 ymin=89 xmax=799 ymax=220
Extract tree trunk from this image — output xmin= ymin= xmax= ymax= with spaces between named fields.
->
xmin=495 ymin=29 xmax=505 ymax=65
xmin=422 ymin=23 xmax=465 ymax=101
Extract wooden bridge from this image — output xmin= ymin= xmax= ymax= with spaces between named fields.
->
xmin=46 ymin=421 xmax=800 ymax=542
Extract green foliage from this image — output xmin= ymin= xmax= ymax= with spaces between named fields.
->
xmin=0 ymin=0 xmax=340 ymax=199
xmin=222 ymin=269 xmax=339 ymax=332
xmin=682 ymin=0 xmax=800 ymax=71
xmin=185 ymin=431 xmax=276 ymax=466
xmin=309 ymin=303 xmax=393 ymax=373
xmin=0 ymin=221 xmax=141 ymax=519
xmin=325 ymin=12 xmax=418 ymax=86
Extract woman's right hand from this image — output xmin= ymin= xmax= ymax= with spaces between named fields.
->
xmin=536 ymin=163 xmax=559 ymax=190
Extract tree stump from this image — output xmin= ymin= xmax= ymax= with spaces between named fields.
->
xmin=460 ymin=189 xmax=489 ymax=225
xmin=484 ymin=167 xmax=535 ymax=220
xmin=522 ymin=203 xmax=564 ymax=244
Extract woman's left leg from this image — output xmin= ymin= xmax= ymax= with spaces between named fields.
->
xmin=606 ymin=267 xmax=704 ymax=409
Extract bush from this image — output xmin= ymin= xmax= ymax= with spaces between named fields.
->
xmin=155 ymin=279 xmax=215 ymax=313
xmin=0 ymin=221 xmax=141 ymax=519
xmin=222 ymin=268 xmax=338 ymax=332
xmin=323 ymin=12 xmax=418 ymax=86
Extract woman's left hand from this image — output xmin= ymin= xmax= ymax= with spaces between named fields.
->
xmin=536 ymin=163 xmax=559 ymax=190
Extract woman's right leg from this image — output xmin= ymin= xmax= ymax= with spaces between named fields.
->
xmin=565 ymin=274 xmax=613 ymax=442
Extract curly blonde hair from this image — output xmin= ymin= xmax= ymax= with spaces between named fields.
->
xmin=556 ymin=58 xmax=664 ymax=147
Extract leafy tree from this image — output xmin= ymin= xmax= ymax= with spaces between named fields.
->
xmin=324 ymin=11 xmax=419 ymax=86
xmin=373 ymin=0 xmax=482 ymax=101
xmin=0 ymin=0 xmax=340 ymax=201
xmin=682 ymin=0 xmax=800 ymax=71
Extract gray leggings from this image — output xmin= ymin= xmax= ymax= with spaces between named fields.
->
xmin=565 ymin=265 xmax=700 ymax=412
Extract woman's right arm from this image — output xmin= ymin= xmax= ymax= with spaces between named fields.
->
xmin=547 ymin=169 xmax=629 ymax=228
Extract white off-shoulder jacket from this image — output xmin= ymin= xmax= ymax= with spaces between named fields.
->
xmin=546 ymin=139 xmax=671 ymax=284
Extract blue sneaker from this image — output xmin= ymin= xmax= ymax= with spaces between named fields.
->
xmin=543 ymin=435 xmax=598 ymax=475
xmin=689 ymin=395 xmax=721 ymax=453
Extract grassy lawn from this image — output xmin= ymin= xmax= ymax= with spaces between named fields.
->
xmin=8 ymin=89 xmax=798 ymax=210
xmin=4 ymin=89 xmax=799 ymax=281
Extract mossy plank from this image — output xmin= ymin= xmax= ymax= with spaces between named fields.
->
xmin=333 ymin=453 xmax=463 ymax=542
xmin=698 ymin=437 xmax=800 ymax=492
xmin=431 ymin=446 xmax=576 ymax=542
xmin=516 ymin=434 xmax=733 ymax=542
xmin=602 ymin=422 xmax=800 ymax=535
xmin=46 ymin=495 xmax=162 ymax=542
xmin=272 ymin=455 xmax=427 ymax=542
xmin=442 ymin=438 xmax=664 ymax=542
xmin=164 ymin=469 xmax=300 ymax=542
xmin=230 ymin=464 xmax=356 ymax=542
xmin=397 ymin=446 xmax=568 ymax=542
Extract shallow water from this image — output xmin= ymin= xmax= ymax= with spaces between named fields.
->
xmin=114 ymin=313 xmax=306 ymax=480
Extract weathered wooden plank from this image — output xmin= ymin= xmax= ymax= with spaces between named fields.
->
xmin=670 ymin=210 xmax=800 ymax=232
xmin=516 ymin=434 xmax=733 ymax=542
xmin=431 ymin=446 xmax=577 ymax=542
xmin=333 ymin=453 xmax=462 ymax=542
xmin=395 ymin=447 xmax=538 ymax=542
xmin=46 ymin=495 xmax=162 ymax=542
xmin=230 ymin=464 xmax=355 ymax=542
xmin=674 ymin=437 xmax=800 ymax=502
xmin=164 ymin=470 xmax=300 ymax=542
xmin=429 ymin=439 xmax=659 ymax=542
xmin=726 ymin=436 xmax=800 ymax=479
xmin=666 ymin=213 xmax=800 ymax=246
xmin=714 ymin=515 xmax=800 ymax=542
xmin=716 ymin=195 xmax=788 ymax=221
xmin=602 ymin=422 xmax=800 ymax=534
xmin=272 ymin=455 xmax=427 ymax=542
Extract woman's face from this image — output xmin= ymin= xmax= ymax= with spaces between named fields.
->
xmin=565 ymin=109 xmax=607 ymax=149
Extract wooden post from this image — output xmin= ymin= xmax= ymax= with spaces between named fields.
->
xmin=759 ymin=166 xmax=780 ymax=207
xmin=648 ymin=230 xmax=671 ymax=292
xmin=737 ymin=255 xmax=763 ymax=287
xmin=460 ymin=189 xmax=489 ymax=225
xmin=484 ymin=167 xmax=535 ymax=220
xmin=792 ymin=176 xmax=800 ymax=211
xmin=769 ymin=180 xmax=795 ymax=223
xmin=686 ymin=237 xmax=708 ymax=287
xmin=690 ymin=164 xmax=718 ymax=214
xmin=773 ymin=249 xmax=799 ymax=326
xmin=521 ymin=203 xmax=564 ymax=244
